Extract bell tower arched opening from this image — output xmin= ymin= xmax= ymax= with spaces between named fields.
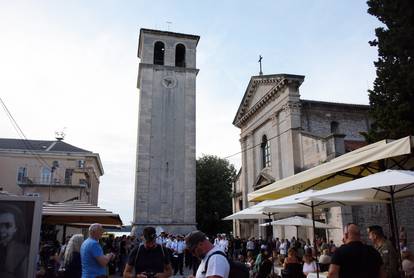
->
xmin=154 ymin=41 xmax=165 ymax=65
xmin=175 ymin=43 xmax=186 ymax=67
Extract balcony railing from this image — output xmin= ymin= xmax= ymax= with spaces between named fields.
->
xmin=17 ymin=176 xmax=88 ymax=187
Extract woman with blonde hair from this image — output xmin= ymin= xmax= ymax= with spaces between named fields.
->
xmin=63 ymin=234 xmax=84 ymax=278
xmin=303 ymin=253 xmax=318 ymax=276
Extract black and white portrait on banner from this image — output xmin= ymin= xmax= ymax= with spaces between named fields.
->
xmin=0 ymin=194 xmax=42 ymax=278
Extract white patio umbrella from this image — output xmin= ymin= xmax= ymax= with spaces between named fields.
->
xmin=259 ymin=216 xmax=338 ymax=229
xmin=259 ymin=216 xmax=338 ymax=239
xmin=309 ymin=169 xmax=414 ymax=253
xmin=309 ymin=169 xmax=414 ymax=200
xmin=223 ymin=206 xmax=275 ymax=220
xmin=223 ymin=203 xmax=313 ymax=220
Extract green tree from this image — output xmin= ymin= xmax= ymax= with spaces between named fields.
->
xmin=365 ymin=0 xmax=414 ymax=142
xmin=196 ymin=155 xmax=236 ymax=236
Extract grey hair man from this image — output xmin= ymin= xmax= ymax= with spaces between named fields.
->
xmin=80 ymin=223 xmax=114 ymax=278
xmin=185 ymin=230 xmax=229 ymax=278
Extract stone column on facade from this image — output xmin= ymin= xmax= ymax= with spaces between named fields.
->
xmin=240 ymin=136 xmax=249 ymax=209
xmin=279 ymin=99 xmax=302 ymax=177
xmin=272 ymin=111 xmax=283 ymax=180
xmin=246 ymin=132 xmax=255 ymax=206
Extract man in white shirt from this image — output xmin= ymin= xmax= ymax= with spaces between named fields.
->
xmin=172 ymin=235 xmax=186 ymax=275
xmin=218 ymin=235 xmax=228 ymax=254
xmin=185 ymin=230 xmax=230 ymax=278
xmin=213 ymin=234 xmax=221 ymax=248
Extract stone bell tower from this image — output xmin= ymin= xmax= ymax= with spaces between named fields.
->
xmin=132 ymin=29 xmax=199 ymax=235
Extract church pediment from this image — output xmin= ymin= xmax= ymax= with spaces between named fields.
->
xmin=232 ymin=74 xmax=305 ymax=128
xmin=254 ymin=172 xmax=275 ymax=189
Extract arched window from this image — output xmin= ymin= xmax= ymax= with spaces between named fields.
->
xmin=261 ymin=135 xmax=271 ymax=168
xmin=175 ymin=43 xmax=186 ymax=67
xmin=153 ymin=41 xmax=165 ymax=65
xmin=330 ymin=121 xmax=339 ymax=134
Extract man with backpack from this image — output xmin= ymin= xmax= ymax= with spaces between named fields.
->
xmin=185 ymin=230 xmax=230 ymax=278
xmin=186 ymin=230 xmax=250 ymax=278
xmin=123 ymin=226 xmax=172 ymax=278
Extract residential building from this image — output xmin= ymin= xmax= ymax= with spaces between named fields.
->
xmin=0 ymin=138 xmax=103 ymax=205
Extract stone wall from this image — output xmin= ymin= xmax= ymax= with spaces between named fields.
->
xmin=301 ymin=100 xmax=370 ymax=140
xmin=133 ymin=29 xmax=198 ymax=235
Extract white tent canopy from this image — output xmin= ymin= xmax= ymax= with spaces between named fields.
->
xmin=259 ymin=216 xmax=338 ymax=229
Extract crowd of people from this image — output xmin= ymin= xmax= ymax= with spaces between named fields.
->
xmin=33 ymin=222 xmax=414 ymax=278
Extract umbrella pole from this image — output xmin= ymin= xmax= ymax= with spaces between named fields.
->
xmin=311 ymin=201 xmax=320 ymax=278
xmin=390 ymin=188 xmax=403 ymax=266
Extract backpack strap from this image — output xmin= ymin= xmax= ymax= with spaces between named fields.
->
xmin=134 ymin=244 xmax=144 ymax=268
xmin=202 ymin=250 xmax=229 ymax=274
xmin=159 ymin=244 xmax=166 ymax=262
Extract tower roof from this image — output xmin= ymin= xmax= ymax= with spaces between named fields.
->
xmin=138 ymin=28 xmax=200 ymax=58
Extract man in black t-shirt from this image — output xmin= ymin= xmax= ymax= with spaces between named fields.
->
xmin=123 ymin=227 xmax=172 ymax=278
xmin=328 ymin=223 xmax=386 ymax=278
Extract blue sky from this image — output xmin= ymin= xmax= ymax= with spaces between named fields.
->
xmin=0 ymin=1 xmax=380 ymax=224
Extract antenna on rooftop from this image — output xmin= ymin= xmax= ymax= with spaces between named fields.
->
xmin=55 ymin=127 xmax=66 ymax=141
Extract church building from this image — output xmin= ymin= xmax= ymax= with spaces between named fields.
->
xmin=232 ymin=73 xmax=373 ymax=242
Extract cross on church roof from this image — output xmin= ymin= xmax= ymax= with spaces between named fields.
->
xmin=258 ymin=55 xmax=263 ymax=75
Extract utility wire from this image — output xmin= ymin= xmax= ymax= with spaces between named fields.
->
xmin=0 ymin=97 xmax=65 ymax=181
xmin=223 ymin=127 xmax=292 ymax=160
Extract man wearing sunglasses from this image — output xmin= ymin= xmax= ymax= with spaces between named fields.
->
xmin=185 ymin=230 xmax=229 ymax=278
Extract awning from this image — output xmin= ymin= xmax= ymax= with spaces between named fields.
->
xmin=42 ymin=201 xmax=123 ymax=227
xmin=248 ymin=136 xmax=413 ymax=202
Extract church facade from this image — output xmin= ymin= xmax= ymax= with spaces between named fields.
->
xmin=232 ymin=73 xmax=372 ymax=242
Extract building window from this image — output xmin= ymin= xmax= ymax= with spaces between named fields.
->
xmin=41 ymin=167 xmax=51 ymax=184
xmin=261 ymin=135 xmax=271 ymax=168
xmin=175 ymin=43 xmax=186 ymax=67
xmin=154 ymin=41 xmax=165 ymax=65
xmin=330 ymin=121 xmax=339 ymax=134
xmin=65 ymin=169 xmax=74 ymax=185
xmin=238 ymin=199 xmax=243 ymax=211
xmin=17 ymin=167 xmax=27 ymax=183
